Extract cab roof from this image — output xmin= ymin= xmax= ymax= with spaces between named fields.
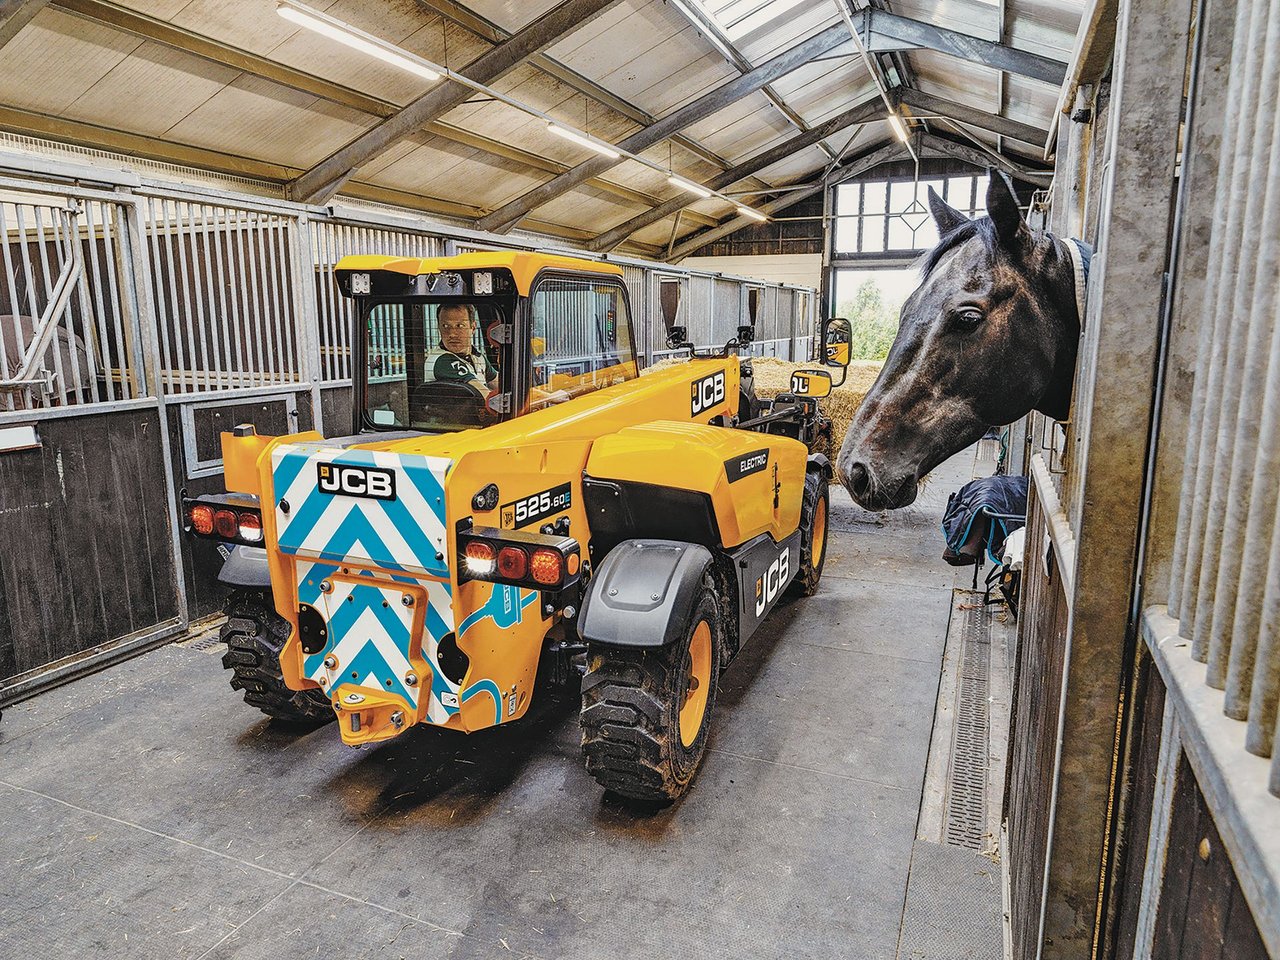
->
xmin=334 ymin=250 xmax=623 ymax=296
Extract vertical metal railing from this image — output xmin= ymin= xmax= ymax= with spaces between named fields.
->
xmin=0 ymin=189 xmax=140 ymax=413
xmin=1163 ymin=0 xmax=1280 ymax=793
xmin=141 ymin=195 xmax=305 ymax=395
xmin=309 ymin=219 xmax=443 ymax=383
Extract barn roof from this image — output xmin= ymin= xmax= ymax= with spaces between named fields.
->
xmin=0 ymin=0 xmax=1084 ymax=259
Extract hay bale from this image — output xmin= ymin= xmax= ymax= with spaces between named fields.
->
xmin=642 ymin=354 xmax=883 ymax=457
xmin=749 ymin=356 xmax=882 ymax=458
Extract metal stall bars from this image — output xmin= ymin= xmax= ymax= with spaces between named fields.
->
xmin=309 ymin=217 xmax=444 ymax=386
xmin=0 ymin=186 xmax=141 ymax=411
xmin=1161 ymin=0 xmax=1280 ymax=791
xmin=139 ymin=190 xmax=323 ymax=479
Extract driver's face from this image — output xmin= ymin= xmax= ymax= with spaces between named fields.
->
xmin=439 ymin=309 xmax=474 ymax=354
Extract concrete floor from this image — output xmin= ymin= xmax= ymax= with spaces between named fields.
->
xmin=0 ymin=449 xmax=1003 ymax=960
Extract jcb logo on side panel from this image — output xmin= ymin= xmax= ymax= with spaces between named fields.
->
xmin=317 ymin=462 xmax=396 ymax=501
xmin=691 ymin=371 xmax=726 ymax=417
xmin=754 ymin=546 xmax=790 ymax=616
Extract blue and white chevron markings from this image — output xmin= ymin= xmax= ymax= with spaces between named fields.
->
xmin=272 ymin=443 xmax=451 ymax=577
xmin=273 ymin=443 xmax=461 ymax=724
xmin=293 ymin=560 xmax=461 ymax=723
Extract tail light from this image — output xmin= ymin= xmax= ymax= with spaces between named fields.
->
xmin=458 ymin=526 xmax=580 ymax=592
xmin=183 ymin=493 xmax=264 ymax=547
xmin=529 ymin=548 xmax=563 ymax=586
xmin=497 ymin=546 xmax=528 ymax=581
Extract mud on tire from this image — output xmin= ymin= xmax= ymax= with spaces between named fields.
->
xmin=220 ymin=590 xmax=334 ymax=725
xmin=580 ymin=582 xmax=724 ymax=803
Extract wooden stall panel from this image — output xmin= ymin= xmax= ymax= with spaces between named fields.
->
xmin=1151 ymin=752 xmax=1269 ymax=960
xmin=0 ymin=409 xmax=179 ymax=683
xmin=1006 ymin=480 xmax=1072 ymax=960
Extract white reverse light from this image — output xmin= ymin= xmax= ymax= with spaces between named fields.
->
xmin=668 ymin=175 xmax=713 ymax=198
xmin=547 ymin=123 xmax=621 ymax=159
xmin=277 ymin=2 xmax=441 ymax=82
xmin=465 ymin=555 xmax=496 ymax=576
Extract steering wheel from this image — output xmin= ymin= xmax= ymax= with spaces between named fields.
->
xmin=409 ymin=379 xmax=492 ymax=427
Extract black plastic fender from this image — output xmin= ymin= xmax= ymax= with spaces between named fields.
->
xmin=217 ymin=545 xmax=273 ymax=588
xmin=807 ymin=453 xmax=833 ymax=478
xmin=577 ymin=539 xmax=714 ymax=649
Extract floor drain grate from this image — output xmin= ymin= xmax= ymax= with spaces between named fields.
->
xmin=177 ymin=632 xmax=226 ymax=654
xmin=944 ymin=597 xmax=992 ymax=850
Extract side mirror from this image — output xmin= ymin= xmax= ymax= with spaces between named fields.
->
xmin=821 ymin=317 xmax=852 ymax=368
xmin=790 ymin=368 xmax=832 ymax=399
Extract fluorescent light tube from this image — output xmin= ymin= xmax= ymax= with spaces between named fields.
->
xmin=668 ymin=176 xmax=713 ymax=198
xmin=888 ymin=113 xmax=910 ymax=142
xmin=277 ymin=3 xmax=440 ymax=82
xmin=737 ymin=206 xmax=769 ymax=222
xmin=546 ymin=123 xmax=621 ymax=159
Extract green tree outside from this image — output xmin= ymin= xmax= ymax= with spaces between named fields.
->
xmin=835 ymin=279 xmax=903 ymax=361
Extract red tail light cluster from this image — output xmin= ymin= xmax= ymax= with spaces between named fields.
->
xmin=458 ymin=526 xmax=581 ymax=591
xmin=183 ymin=494 xmax=264 ymax=547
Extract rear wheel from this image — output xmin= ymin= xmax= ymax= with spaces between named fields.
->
xmin=220 ymin=590 xmax=334 ymax=725
xmin=793 ymin=469 xmax=829 ymax=596
xmin=580 ymin=582 xmax=724 ymax=802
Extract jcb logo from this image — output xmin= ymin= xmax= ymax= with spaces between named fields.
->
xmin=754 ymin=547 xmax=790 ymax=616
xmin=691 ymin=371 xmax=726 ymax=417
xmin=317 ymin=462 xmax=396 ymax=501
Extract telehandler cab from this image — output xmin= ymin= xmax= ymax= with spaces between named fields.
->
xmin=185 ymin=250 xmax=852 ymax=801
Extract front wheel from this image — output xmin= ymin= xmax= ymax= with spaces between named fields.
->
xmin=793 ymin=469 xmax=829 ymax=596
xmin=580 ymin=581 xmax=724 ymax=803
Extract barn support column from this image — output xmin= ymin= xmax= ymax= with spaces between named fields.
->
xmin=1035 ymin=0 xmax=1193 ymax=954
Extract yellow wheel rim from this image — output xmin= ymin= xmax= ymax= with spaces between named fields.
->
xmin=811 ymin=495 xmax=827 ymax=569
xmin=679 ymin=620 xmax=712 ymax=748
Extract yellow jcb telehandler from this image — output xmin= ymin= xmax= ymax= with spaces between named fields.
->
xmin=184 ymin=251 xmax=852 ymax=801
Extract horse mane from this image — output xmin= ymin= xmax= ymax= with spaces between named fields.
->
xmin=917 ymin=217 xmax=997 ymax=278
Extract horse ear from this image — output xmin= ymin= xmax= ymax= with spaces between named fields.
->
xmin=986 ymin=171 xmax=1028 ymax=247
xmin=927 ymin=187 xmax=968 ymax=234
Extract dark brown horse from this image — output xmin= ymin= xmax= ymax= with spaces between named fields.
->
xmin=837 ymin=173 xmax=1084 ymax=510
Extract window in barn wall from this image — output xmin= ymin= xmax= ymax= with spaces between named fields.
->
xmin=833 ymin=173 xmax=989 ymax=258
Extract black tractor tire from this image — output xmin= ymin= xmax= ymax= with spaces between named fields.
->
xmin=793 ymin=469 xmax=830 ymax=597
xmin=580 ymin=581 xmax=724 ymax=803
xmin=220 ymin=590 xmax=335 ymax=725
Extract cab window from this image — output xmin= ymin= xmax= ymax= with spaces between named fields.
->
xmin=529 ymin=277 xmax=637 ymax=409
xmin=363 ymin=299 xmax=506 ymax=431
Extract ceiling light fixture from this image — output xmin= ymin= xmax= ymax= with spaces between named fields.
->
xmin=276 ymin=2 xmax=440 ymax=82
xmin=888 ymin=113 xmax=911 ymax=143
xmin=546 ymin=123 xmax=621 ymax=159
xmin=668 ymin=176 xmax=713 ymax=198
xmin=736 ymin=205 xmax=769 ymax=222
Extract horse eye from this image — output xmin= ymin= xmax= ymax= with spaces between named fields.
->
xmin=954 ymin=308 xmax=984 ymax=329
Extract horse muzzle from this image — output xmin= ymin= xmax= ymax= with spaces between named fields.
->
xmin=841 ymin=460 xmax=919 ymax=511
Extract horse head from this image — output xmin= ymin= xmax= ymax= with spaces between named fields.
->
xmin=836 ymin=172 xmax=1082 ymax=510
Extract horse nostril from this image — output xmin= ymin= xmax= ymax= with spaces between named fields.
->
xmin=847 ymin=462 xmax=872 ymax=498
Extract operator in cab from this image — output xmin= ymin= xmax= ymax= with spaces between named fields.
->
xmin=423 ymin=303 xmax=497 ymax=394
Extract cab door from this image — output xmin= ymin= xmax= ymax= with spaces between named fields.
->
xmin=524 ymin=272 xmax=639 ymax=413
